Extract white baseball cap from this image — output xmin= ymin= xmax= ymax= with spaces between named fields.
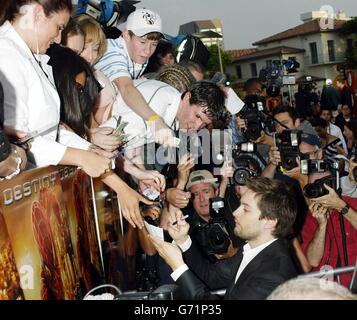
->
xmin=326 ymin=79 xmax=333 ymax=86
xmin=125 ymin=8 xmax=163 ymax=37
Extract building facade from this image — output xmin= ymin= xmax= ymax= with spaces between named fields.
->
xmin=226 ymin=11 xmax=351 ymax=96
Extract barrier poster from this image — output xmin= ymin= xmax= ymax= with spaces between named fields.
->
xmin=0 ymin=167 xmax=80 ymax=300
xmin=92 ymin=179 xmax=131 ymax=291
xmin=61 ymin=168 xmax=104 ymax=296
xmin=0 ymin=209 xmax=24 ymax=300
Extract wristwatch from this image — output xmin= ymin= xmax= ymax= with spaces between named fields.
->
xmin=341 ymin=204 xmax=350 ymax=216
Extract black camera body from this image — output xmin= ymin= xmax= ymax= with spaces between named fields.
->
xmin=232 ymin=154 xmax=260 ymax=185
xmin=231 ymin=144 xmax=261 ymax=186
xmin=239 ymin=95 xmax=269 ymax=141
xmin=202 ymin=197 xmax=231 ymax=255
xmin=276 ymin=130 xmax=301 ymax=171
xmin=303 ymin=175 xmax=338 ymax=198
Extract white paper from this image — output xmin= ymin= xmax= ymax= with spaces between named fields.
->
xmin=225 ymin=87 xmax=245 ymax=115
xmin=144 ymin=221 xmax=164 ymax=241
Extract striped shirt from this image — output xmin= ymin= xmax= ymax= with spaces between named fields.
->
xmin=323 ymin=137 xmax=343 ymax=162
xmin=95 ymin=36 xmax=147 ymax=81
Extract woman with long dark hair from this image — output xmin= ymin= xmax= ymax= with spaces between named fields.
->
xmin=47 ymin=44 xmax=98 ymax=137
xmin=344 ymin=119 xmax=357 ymax=155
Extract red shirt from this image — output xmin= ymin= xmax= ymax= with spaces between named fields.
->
xmin=301 ymin=196 xmax=357 ymax=288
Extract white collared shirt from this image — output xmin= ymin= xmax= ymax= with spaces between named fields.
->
xmin=101 ymin=79 xmax=181 ymax=149
xmin=0 ymin=21 xmax=91 ymax=166
xmin=234 ymin=239 xmax=277 ymax=283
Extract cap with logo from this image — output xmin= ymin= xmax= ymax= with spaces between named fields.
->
xmin=125 ymin=8 xmax=162 ymax=37
xmin=186 ymin=170 xmax=219 ymax=190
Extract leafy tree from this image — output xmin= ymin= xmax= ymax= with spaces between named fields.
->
xmin=206 ymin=44 xmax=234 ymax=79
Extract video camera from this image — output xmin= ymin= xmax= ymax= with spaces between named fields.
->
xmin=276 ymin=130 xmax=301 ymax=171
xmin=259 ymin=58 xmax=300 ymax=98
xmin=238 ymin=95 xmax=274 ymax=141
xmin=176 ymin=35 xmax=210 ymax=68
xmin=201 ymin=197 xmax=231 ymax=255
xmin=77 ymin=0 xmax=138 ymax=27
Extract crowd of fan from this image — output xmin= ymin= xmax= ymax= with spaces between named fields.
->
xmin=0 ymin=0 xmax=356 ymax=300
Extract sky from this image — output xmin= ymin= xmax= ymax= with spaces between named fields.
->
xmin=137 ymin=0 xmax=357 ymax=50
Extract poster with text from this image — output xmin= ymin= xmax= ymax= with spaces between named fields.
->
xmin=61 ymin=168 xmax=104 ymax=296
xmin=0 ymin=166 xmax=80 ymax=300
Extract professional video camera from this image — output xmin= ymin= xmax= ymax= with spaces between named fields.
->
xmin=276 ymin=130 xmax=302 ymax=170
xmin=303 ymin=175 xmax=339 ymax=198
xmin=201 ymin=197 xmax=231 ymax=255
xmin=259 ymin=58 xmax=300 ymax=98
xmin=231 ymin=143 xmax=261 ymax=185
xmin=300 ymin=76 xmax=316 ymax=93
xmin=238 ymin=94 xmax=274 ymax=141
xmin=77 ymin=0 xmax=138 ymax=27
xmin=175 ymin=35 xmax=210 ymax=68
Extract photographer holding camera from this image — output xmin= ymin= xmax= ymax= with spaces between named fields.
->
xmin=262 ymin=105 xmax=318 ymax=180
xmin=300 ymin=168 xmax=357 ymax=288
xmin=271 ymin=126 xmax=357 ymax=288
xmin=184 ymin=169 xmax=239 ymax=262
xmin=231 ymin=78 xmax=271 ymax=170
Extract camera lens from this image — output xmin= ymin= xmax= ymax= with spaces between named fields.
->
xmin=206 ymin=224 xmax=230 ymax=255
xmin=233 ymin=168 xmax=250 ymax=186
xmin=303 ymin=183 xmax=326 ymax=198
xmin=282 ymin=157 xmax=297 ymax=171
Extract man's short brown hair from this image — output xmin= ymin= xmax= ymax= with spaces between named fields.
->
xmin=128 ymin=30 xmax=162 ymax=41
xmin=246 ymin=177 xmax=297 ymax=238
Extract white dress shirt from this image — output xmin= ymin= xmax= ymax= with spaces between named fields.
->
xmin=234 ymin=239 xmax=277 ymax=283
xmin=0 ymin=21 xmax=91 ymax=167
xmin=101 ymin=79 xmax=181 ymax=149
xmin=170 ymin=237 xmax=278 ymax=283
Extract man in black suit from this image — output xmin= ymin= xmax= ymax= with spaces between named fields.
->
xmin=150 ymin=177 xmax=298 ymax=300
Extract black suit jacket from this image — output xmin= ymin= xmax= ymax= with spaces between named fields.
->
xmin=176 ymin=238 xmax=297 ymax=300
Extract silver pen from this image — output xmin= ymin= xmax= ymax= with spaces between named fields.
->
xmin=172 ymin=214 xmax=189 ymax=226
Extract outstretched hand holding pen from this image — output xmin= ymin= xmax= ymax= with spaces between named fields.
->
xmin=167 ymin=208 xmax=190 ymax=245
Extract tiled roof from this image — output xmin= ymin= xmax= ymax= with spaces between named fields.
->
xmin=226 ymin=48 xmax=258 ymax=59
xmin=253 ymin=19 xmax=347 ymax=45
xmin=233 ymin=46 xmax=305 ymax=62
